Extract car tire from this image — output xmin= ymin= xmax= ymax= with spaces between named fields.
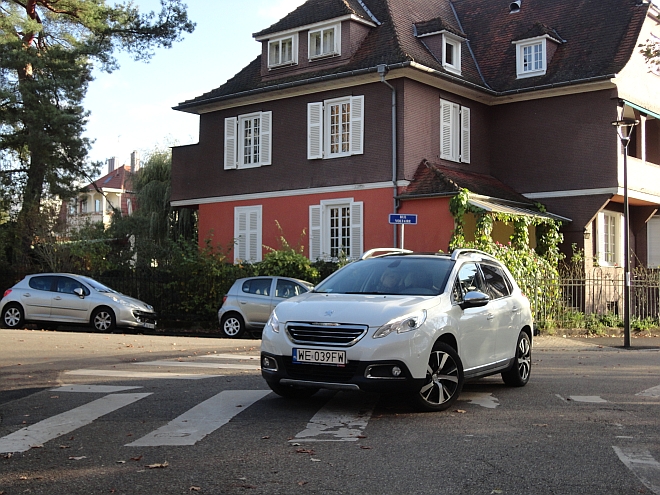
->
xmin=413 ymin=341 xmax=464 ymax=412
xmin=91 ymin=307 xmax=116 ymax=332
xmin=501 ymin=331 xmax=531 ymax=387
xmin=221 ymin=313 xmax=246 ymax=338
xmin=2 ymin=304 xmax=24 ymax=329
xmin=267 ymin=381 xmax=319 ymax=399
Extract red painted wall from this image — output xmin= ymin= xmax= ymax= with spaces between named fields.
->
xmin=199 ymin=187 xmax=397 ymax=259
xmin=397 ymin=197 xmax=454 ymax=253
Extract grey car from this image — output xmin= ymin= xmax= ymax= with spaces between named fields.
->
xmin=218 ymin=276 xmax=314 ymax=338
xmin=0 ymin=273 xmax=157 ymax=332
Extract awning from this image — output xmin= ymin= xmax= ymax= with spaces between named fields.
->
xmin=468 ymin=196 xmax=572 ymax=222
xmin=623 ymin=100 xmax=660 ymax=120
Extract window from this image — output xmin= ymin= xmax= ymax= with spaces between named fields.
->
xmin=28 ymin=275 xmax=56 ymax=291
xmin=242 ymin=278 xmax=272 ymax=296
xmin=480 ymin=264 xmax=511 ymax=300
xmin=56 ymin=276 xmax=88 ymax=296
xmin=440 ymin=99 xmax=470 ymax=163
xmin=68 ymin=201 xmax=76 ymax=216
xmin=514 ymin=38 xmax=547 ymax=78
xmin=597 ymin=211 xmax=623 ymax=266
xmin=127 ymin=199 xmax=133 ymax=216
xmin=309 ymin=23 xmax=340 ymax=59
xmin=307 ymin=95 xmax=364 ymax=159
xmin=234 ymin=205 xmax=262 ymax=263
xmin=309 ymin=198 xmax=363 ymax=261
xmin=95 ymin=199 xmax=101 ymax=212
xmin=453 ymin=263 xmax=485 ymax=303
xmin=442 ymin=34 xmax=461 ymax=74
xmin=81 ymin=199 xmax=87 ymax=213
xmin=224 ymin=112 xmax=272 ymax=170
xmin=268 ymin=35 xmax=297 ymax=68
xmin=275 ymin=280 xmax=307 ymax=299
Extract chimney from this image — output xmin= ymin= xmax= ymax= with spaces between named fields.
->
xmin=107 ymin=156 xmax=116 ymax=174
xmin=510 ymin=0 xmax=521 ymax=13
xmin=130 ymin=150 xmax=140 ymax=174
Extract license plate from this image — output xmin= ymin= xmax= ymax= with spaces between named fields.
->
xmin=292 ymin=348 xmax=346 ymax=365
xmin=144 ymin=323 xmax=155 ymax=329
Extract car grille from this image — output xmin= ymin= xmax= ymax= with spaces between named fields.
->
xmin=283 ymin=357 xmax=359 ymax=383
xmin=285 ymin=322 xmax=368 ymax=347
xmin=133 ymin=310 xmax=157 ymax=324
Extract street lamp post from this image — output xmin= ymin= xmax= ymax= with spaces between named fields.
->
xmin=611 ymin=117 xmax=639 ymax=349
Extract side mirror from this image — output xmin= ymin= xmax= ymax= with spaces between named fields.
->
xmin=74 ymin=288 xmax=85 ymax=298
xmin=460 ymin=290 xmax=490 ymax=309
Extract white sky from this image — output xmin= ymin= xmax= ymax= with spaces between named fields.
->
xmin=83 ymin=0 xmax=306 ymax=176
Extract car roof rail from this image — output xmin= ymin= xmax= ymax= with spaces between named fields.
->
xmin=450 ymin=248 xmax=498 ymax=262
xmin=360 ymin=248 xmax=413 ymax=260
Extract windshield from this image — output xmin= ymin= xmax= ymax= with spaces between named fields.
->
xmin=314 ymin=256 xmax=453 ymax=296
xmin=79 ymin=276 xmax=118 ymax=294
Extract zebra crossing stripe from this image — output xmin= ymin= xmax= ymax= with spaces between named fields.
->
xmin=613 ymin=446 xmax=660 ymax=494
xmin=126 ymin=390 xmax=271 ymax=447
xmin=0 ymin=393 xmax=151 ymax=454
xmin=65 ymin=369 xmax=210 ymax=379
xmin=291 ymin=392 xmax=377 ymax=442
xmin=135 ymin=360 xmax=260 ymax=370
xmin=52 ymin=385 xmax=143 ymax=393
xmin=636 ymin=385 xmax=660 ymax=398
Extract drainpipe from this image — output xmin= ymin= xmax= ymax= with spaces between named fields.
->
xmin=378 ymin=64 xmax=398 ymax=247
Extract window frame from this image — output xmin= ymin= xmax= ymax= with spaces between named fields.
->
xmin=224 ymin=111 xmax=272 ymax=170
xmin=308 ymin=23 xmax=341 ymax=60
xmin=309 ymin=198 xmax=363 ymax=261
xmin=514 ymin=37 xmax=547 ymax=78
xmin=597 ymin=211 xmax=623 ymax=267
xmin=268 ymin=34 xmax=298 ymax=68
xmin=440 ymin=99 xmax=470 ymax=163
xmin=234 ymin=205 xmax=263 ymax=263
xmin=442 ymin=33 xmax=462 ymax=75
xmin=307 ymin=95 xmax=364 ymax=160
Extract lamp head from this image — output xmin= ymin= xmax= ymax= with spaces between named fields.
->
xmin=611 ymin=118 xmax=639 ymax=142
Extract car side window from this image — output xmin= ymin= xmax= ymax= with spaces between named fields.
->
xmin=480 ymin=264 xmax=511 ymax=300
xmin=453 ymin=263 xmax=486 ymax=303
xmin=56 ymin=276 xmax=89 ymax=296
xmin=275 ymin=280 xmax=304 ymax=299
xmin=242 ymin=278 xmax=272 ymax=296
xmin=28 ymin=276 xmax=56 ymax=292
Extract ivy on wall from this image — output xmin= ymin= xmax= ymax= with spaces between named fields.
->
xmin=448 ymin=189 xmax=565 ymax=313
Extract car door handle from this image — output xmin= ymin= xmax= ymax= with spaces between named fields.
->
xmin=511 ymin=306 xmax=520 ymax=312
xmin=238 ymin=300 xmax=247 ymax=304
xmin=486 ymin=313 xmax=495 ymax=320
xmin=23 ymin=293 xmax=31 ymax=297
xmin=53 ymin=296 xmax=62 ymax=300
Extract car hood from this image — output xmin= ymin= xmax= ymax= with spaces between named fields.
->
xmin=100 ymin=292 xmax=154 ymax=311
xmin=274 ymin=292 xmax=437 ymax=327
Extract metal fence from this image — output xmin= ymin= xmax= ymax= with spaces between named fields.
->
xmin=524 ymin=268 xmax=660 ymax=330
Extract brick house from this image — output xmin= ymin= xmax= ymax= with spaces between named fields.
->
xmin=170 ymin=0 xmax=660 ymax=270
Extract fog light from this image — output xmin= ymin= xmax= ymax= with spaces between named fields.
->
xmin=391 ymin=366 xmax=402 ymax=377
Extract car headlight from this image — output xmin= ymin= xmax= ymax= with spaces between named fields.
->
xmin=112 ymin=296 xmax=138 ymax=309
xmin=265 ymin=310 xmax=281 ymax=333
xmin=373 ymin=310 xmax=427 ymax=339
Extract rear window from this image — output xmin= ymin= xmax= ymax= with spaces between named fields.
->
xmin=314 ymin=257 xmax=453 ymax=296
xmin=28 ymin=276 xmax=56 ymax=291
xmin=242 ymin=278 xmax=272 ymax=296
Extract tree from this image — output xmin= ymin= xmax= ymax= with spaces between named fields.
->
xmin=0 ymin=0 xmax=194 ymax=262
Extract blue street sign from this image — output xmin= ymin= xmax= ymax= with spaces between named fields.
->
xmin=389 ymin=214 xmax=418 ymax=225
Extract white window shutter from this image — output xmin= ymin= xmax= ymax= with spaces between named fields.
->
xmin=309 ymin=205 xmax=322 ymax=260
xmin=350 ymin=201 xmax=363 ymax=259
xmin=307 ymin=102 xmax=323 ymax=160
xmin=617 ymin=214 xmax=625 ymax=268
xmin=440 ymin=100 xmax=456 ymax=161
xmin=648 ymin=217 xmax=660 ymax=268
xmin=234 ymin=210 xmax=247 ymax=262
xmin=460 ymin=106 xmax=470 ymax=163
xmin=596 ymin=212 xmax=607 ymax=266
xmin=224 ymin=117 xmax=237 ymax=169
xmin=248 ymin=209 xmax=261 ymax=262
xmin=260 ymin=111 xmax=272 ymax=166
xmin=350 ymin=95 xmax=364 ymax=155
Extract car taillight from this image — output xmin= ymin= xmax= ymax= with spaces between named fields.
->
xmin=222 ymin=295 xmax=228 ymax=304
xmin=2 ymin=289 xmax=11 ymax=298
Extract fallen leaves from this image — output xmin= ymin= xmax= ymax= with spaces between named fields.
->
xmin=296 ymin=448 xmax=315 ymax=455
xmin=130 ymin=455 xmax=143 ymax=461
xmin=189 ymin=487 xmax=201 ymax=492
xmin=145 ymin=461 xmax=169 ymax=469
xmin=68 ymin=456 xmax=87 ymax=461
xmin=454 ymin=409 xmax=467 ymax=414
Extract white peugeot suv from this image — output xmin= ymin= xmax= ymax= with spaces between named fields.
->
xmin=260 ymin=249 xmax=533 ymax=411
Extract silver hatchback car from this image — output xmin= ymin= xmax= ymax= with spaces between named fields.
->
xmin=1 ymin=273 xmax=157 ymax=332
xmin=218 ymin=276 xmax=314 ymax=338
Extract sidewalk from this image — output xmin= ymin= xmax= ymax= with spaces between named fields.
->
xmin=534 ymin=334 xmax=660 ymax=350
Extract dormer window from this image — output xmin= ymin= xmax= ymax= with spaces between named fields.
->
xmin=309 ymin=23 xmax=340 ymax=59
xmin=442 ymin=34 xmax=461 ymax=74
xmin=268 ymin=34 xmax=297 ymax=68
xmin=514 ymin=37 xmax=547 ymax=78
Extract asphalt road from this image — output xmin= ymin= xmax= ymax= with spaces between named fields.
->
xmin=0 ymin=330 xmax=659 ymax=495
